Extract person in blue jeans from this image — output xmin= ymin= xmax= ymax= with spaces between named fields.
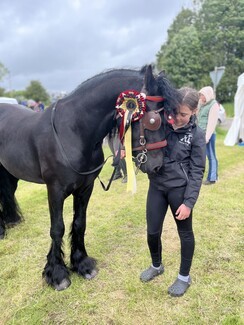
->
xmin=140 ymin=88 xmax=206 ymax=297
xmin=198 ymin=86 xmax=219 ymax=184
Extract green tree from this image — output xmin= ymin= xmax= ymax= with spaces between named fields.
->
xmin=157 ymin=9 xmax=202 ymax=88
xmin=167 ymin=8 xmax=197 ymax=39
xmin=156 ymin=0 xmax=244 ymax=102
xmin=195 ymin=0 xmax=244 ymax=101
xmin=0 ymin=62 xmax=8 ymax=82
xmin=157 ymin=25 xmax=202 ymax=88
xmin=0 ymin=87 xmax=5 ymax=96
xmin=25 ymin=80 xmax=50 ymax=104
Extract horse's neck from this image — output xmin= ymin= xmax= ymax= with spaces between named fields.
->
xmin=57 ymin=95 xmax=116 ymax=148
xmin=58 ymin=70 xmax=143 ymax=144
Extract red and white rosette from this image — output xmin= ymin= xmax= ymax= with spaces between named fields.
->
xmin=115 ymin=90 xmax=146 ymax=194
xmin=116 ymin=90 xmax=146 ymax=141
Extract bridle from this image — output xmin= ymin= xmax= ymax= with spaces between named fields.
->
xmin=132 ymin=106 xmax=167 ymax=170
xmin=115 ymin=90 xmax=169 ymax=185
xmin=50 ymin=91 xmax=169 ymax=192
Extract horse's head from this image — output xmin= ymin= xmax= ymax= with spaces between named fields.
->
xmin=117 ymin=65 xmax=180 ymax=175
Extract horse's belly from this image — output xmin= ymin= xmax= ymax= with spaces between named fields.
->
xmin=0 ymin=155 xmax=44 ymax=184
xmin=8 ymin=168 xmax=44 ymax=184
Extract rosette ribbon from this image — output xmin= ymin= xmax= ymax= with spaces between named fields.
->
xmin=116 ymin=90 xmax=146 ymax=194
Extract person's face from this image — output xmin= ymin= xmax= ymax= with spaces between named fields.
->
xmin=199 ymin=93 xmax=206 ymax=104
xmin=173 ymin=105 xmax=195 ymax=127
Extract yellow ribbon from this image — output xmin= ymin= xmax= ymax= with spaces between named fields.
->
xmin=123 ymin=110 xmax=137 ymax=194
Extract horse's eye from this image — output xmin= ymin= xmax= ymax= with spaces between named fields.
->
xmin=149 ymin=118 xmax=156 ymax=124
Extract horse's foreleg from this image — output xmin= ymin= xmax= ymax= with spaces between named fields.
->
xmin=43 ymin=185 xmax=70 ymax=291
xmin=70 ymin=182 xmax=97 ymax=279
xmin=0 ymin=166 xmax=22 ymax=239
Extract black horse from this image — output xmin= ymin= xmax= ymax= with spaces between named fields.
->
xmin=0 ymin=65 xmax=180 ymax=290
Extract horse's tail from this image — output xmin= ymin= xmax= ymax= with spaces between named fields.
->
xmin=0 ymin=165 xmax=23 ymax=231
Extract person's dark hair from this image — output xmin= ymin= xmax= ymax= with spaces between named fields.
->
xmin=178 ymin=87 xmax=199 ymax=111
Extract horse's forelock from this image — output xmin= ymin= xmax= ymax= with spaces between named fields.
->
xmin=157 ymin=74 xmax=181 ymax=114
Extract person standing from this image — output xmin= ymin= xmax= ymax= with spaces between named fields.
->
xmin=34 ymin=99 xmax=45 ymax=112
xmin=107 ymin=133 xmax=127 ymax=183
xmin=198 ymin=86 xmax=219 ymax=185
xmin=140 ymin=87 xmax=206 ymax=297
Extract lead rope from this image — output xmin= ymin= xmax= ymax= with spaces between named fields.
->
xmin=98 ymin=142 xmax=122 ymax=191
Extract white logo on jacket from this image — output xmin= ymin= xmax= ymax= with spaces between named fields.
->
xmin=179 ymin=134 xmax=192 ymax=145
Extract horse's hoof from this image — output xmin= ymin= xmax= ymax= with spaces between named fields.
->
xmin=0 ymin=233 xmax=5 ymax=240
xmin=85 ymin=269 xmax=98 ymax=280
xmin=55 ymin=278 xmax=71 ymax=291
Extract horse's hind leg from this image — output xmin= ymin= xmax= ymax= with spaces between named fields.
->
xmin=70 ymin=181 xmax=97 ymax=279
xmin=43 ymin=184 xmax=70 ymax=291
xmin=0 ymin=165 xmax=23 ymax=239
xmin=0 ymin=214 xmax=5 ymax=239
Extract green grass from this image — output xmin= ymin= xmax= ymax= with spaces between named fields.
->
xmin=0 ymin=129 xmax=243 ymax=325
xmin=223 ymin=102 xmax=234 ymax=118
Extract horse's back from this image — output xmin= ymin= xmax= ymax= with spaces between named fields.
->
xmin=0 ymin=103 xmax=45 ymax=142
xmin=0 ymin=103 xmax=36 ymax=119
xmin=0 ymin=104 xmax=50 ymax=183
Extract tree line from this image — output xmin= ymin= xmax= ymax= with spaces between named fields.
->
xmin=156 ymin=0 xmax=244 ymax=102
xmin=1 ymin=0 xmax=243 ymax=104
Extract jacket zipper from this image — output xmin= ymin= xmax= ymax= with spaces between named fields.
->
xmin=180 ymin=163 xmax=189 ymax=182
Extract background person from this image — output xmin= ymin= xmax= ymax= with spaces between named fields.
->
xmin=34 ymin=99 xmax=45 ymax=112
xmin=107 ymin=133 xmax=127 ymax=183
xmin=198 ymin=86 xmax=219 ymax=185
xmin=140 ymin=87 xmax=206 ymax=297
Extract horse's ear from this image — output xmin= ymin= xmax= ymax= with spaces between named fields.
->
xmin=144 ymin=64 xmax=157 ymax=94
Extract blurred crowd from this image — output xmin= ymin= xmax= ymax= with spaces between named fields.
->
xmin=19 ymin=99 xmax=45 ymax=112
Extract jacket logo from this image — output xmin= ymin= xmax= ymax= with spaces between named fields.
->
xmin=179 ymin=134 xmax=192 ymax=145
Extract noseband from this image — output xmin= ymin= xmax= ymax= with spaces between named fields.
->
xmin=116 ymin=90 xmax=168 ymax=172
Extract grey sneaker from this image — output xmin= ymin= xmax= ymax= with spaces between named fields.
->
xmin=140 ymin=265 xmax=164 ymax=282
xmin=168 ymin=276 xmax=191 ymax=297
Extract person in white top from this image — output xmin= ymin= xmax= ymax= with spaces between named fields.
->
xmin=197 ymin=86 xmax=219 ymax=185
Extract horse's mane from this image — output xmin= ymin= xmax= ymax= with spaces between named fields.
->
xmin=62 ymin=65 xmax=180 ymax=114
xmin=65 ymin=65 xmax=148 ymax=99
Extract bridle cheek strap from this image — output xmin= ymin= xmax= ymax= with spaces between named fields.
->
xmin=132 ymin=139 xmax=167 ymax=152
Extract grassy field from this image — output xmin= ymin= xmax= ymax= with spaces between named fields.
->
xmin=223 ymin=102 xmax=234 ymax=118
xmin=0 ymin=128 xmax=243 ymax=325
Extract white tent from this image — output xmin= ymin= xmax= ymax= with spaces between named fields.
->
xmin=224 ymin=73 xmax=244 ymax=146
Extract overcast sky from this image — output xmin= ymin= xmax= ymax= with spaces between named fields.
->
xmin=0 ymin=0 xmax=192 ymax=93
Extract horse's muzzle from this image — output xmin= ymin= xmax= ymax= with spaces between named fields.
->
xmin=134 ymin=154 xmax=163 ymax=175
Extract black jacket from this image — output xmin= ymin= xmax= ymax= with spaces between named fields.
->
xmin=149 ymin=116 xmax=206 ymax=209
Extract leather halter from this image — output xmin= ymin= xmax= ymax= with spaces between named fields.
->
xmin=132 ymin=107 xmax=167 ymax=152
xmin=132 ymin=139 xmax=167 ymax=152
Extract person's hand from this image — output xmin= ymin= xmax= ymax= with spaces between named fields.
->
xmin=120 ymin=149 xmax=126 ymax=159
xmin=115 ymin=149 xmax=126 ymax=159
xmin=175 ymin=204 xmax=191 ymax=220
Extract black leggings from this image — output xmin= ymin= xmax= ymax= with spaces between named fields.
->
xmin=146 ymin=182 xmax=195 ymax=276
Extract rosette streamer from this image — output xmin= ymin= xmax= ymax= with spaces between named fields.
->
xmin=116 ymin=90 xmax=146 ymax=194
